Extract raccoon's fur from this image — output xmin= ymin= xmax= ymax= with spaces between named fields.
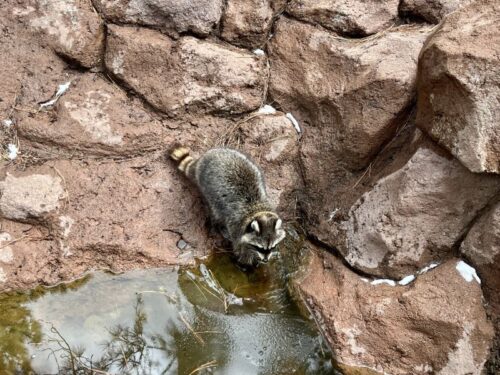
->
xmin=170 ymin=147 xmax=285 ymax=267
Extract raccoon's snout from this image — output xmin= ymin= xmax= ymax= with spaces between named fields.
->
xmin=255 ymin=248 xmax=277 ymax=264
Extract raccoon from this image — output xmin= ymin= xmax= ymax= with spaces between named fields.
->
xmin=170 ymin=146 xmax=285 ymax=267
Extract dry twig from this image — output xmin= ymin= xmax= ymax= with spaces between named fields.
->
xmin=179 ymin=313 xmax=205 ymax=345
xmin=188 ymin=360 xmax=217 ymax=375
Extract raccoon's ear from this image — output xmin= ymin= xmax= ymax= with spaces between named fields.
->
xmin=251 ymin=220 xmax=260 ymax=233
xmin=275 ymin=219 xmax=282 ymax=230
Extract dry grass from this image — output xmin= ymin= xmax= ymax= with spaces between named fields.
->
xmin=188 ymin=360 xmax=217 ymax=375
xmin=0 ymin=235 xmax=49 ymax=250
xmin=179 ymin=313 xmax=205 ymax=345
xmin=213 ymin=113 xmax=261 ymax=147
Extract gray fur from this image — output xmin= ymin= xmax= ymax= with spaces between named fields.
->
xmin=171 ymin=147 xmax=285 ymax=266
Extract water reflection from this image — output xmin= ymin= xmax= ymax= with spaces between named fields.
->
xmin=0 ymin=255 xmax=335 ymax=375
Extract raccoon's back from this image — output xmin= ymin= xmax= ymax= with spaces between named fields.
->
xmin=194 ymin=149 xmax=267 ymax=217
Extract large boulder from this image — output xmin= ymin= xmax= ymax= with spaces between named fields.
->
xmin=93 ymin=0 xmax=224 ymax=37
xmin=26 ymin=0 xmax=104 ymax=67
xmin=287 ymin=0 xmax=399 ymax=36
xmin=269 ymin=18 xmax=431 ymax=170
xmin=340 ymin=137 xmax=500 ymax=279
xmin=292 ymin=246 xmax=494 ymax=375
xmin=17 ymin=74 xmax=165 ymax=156
xmin=416 ymin=0 xmax=500 ymax=174
xmin=400 ymin=0 xmax=473 ymax=24
xmin=105 ymin=25 xmax=268 ymax=116
xmin=461 ymin=201 xmax=500 ymax=314
xmin=0 ymin=156 xmax=210 ymax=291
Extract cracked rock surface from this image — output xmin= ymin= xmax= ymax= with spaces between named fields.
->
xmin=1 ymin=0 xmax=499 ymax=373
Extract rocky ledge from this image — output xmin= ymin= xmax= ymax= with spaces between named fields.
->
xmin=1 ymin=0 xmax=499 ymax=373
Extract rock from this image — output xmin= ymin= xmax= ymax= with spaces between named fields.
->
xmin=93 ymin=0 xmax=223 ymax=37
xmin=221 ymin=0 xmax=274 ymax=48
xmin=47 ymin=158 xmax=208 ymax=260
xmin=340 ymin=138 xmax=500 ymax=279
xmin=0 ymin=220 xmax=57 ymax=289
xmin=0 ymin=174 xmax=65 ymax=221
xmin=292 ymin=246 xmax=494 ymax=374
xmin=1 ymin=2 xmax=77 ymax=115
xmin=27 ymin=0 xmax=105 ymax=68
xmin=461 ymin=201 xmax=500 ymax=314
xmin=0 ymin=157 xmax=210 ymax=291
xmin=17 ymin=74 xmax=165 ymax=156
xmin=286 ymin=0 xmax=399 ymax=36
xmin=235 ymin=110 xmax=300 ymax=220
xmin=105 ymin=25 xmax=268 ymax=116
xmin=416 ymin=0 xmax=500 ymax=173
xmin=269 ymin=18 xmax=431 ymax=170
xmin=400 ymin=0 xmax=472 ymax=24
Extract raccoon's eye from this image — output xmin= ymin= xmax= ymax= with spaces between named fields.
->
xmin=251 ymin=244 xmax=270 ymax=254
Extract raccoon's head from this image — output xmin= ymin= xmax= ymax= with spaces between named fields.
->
xmin=238 ymin=212 xmax=286 ymax=264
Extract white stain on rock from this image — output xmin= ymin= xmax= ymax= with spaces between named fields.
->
xmin=342 ymin=326 xmax=366 ymax=355
xmin=414 ymin=364 xmax=433 ymax=373
xmin=257 ymin=104 xmax=276 ymax=115
xmin=371 ymin=279 xmax=396 ymax=286
xmin=438 ymin=323 xmax=484 ymax=375
xmin=398 ymin=274 xmax=415 ymax=285
xmin=59 ymin=216 xmax=74 ymax=237
xmin=286 ymin=112 xmax=301 ymax=134
xmin=265 ymin=139 xmax=289 ymax=162
xmin=2 ymin=119 xmax=13 ymax=127
xmin=0 ymin=267 xmax=6 ymax=283
xmin=65 ymin=90 xmax=123 ymax=145
xmin=418 ymin=262 xmax=439 ymax=274
xmin=0 ymin=233 xmax=14 ymax=263
xmin=30 ymin=0 xmax=79 ymax=51
xmin=7 ymin=144 xmax=18 ymax=160
xmin=112 ymin=50 xmax=125 ymax=75
xmin=455 ymin=260 xmax=481 ymax=284
xmin=40 ymin=81 xmax=71 ymax=109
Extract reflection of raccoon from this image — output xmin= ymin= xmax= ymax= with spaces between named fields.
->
xmin=170 ymin=147 xmax=285 ymax=267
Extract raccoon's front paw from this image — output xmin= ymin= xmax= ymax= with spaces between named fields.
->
xmin=233 ymin=244 xmax=261 ymax=268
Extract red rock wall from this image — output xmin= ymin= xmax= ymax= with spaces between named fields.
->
xmin=1 ymin=0 xmax=499 ymax=373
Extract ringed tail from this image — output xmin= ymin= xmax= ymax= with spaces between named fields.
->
xmin=170 ymin=146 xmax=195 ymax=178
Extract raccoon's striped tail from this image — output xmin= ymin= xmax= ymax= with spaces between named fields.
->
xmin=170 ymin=146 xmax=196 ymax=179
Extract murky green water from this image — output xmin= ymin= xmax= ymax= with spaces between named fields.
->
xmin=0 ymin=254 xmax=335 ymax=375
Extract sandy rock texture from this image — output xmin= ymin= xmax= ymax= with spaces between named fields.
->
xmin=23 ymin=0 xmax=105 ymax=67
xmin=287 ymin=0 xmax=399 ymax=36
xmin=342 ymin=137 xmax=500 ymax=279
xmin=269 ymin=18 xmax=431 ymax=170
xmin=17 ymin=74 xmax=165 ymax=156
xmin=292 ymin=246 xmax=494 ymax=375
xmin=222 ymin=0 xmax=274 ymax=49
xmin=106 ymin=25 xmax=268 ymax=116
xmin=0 ymin=174 xmax=65 ymax=221
xmin=417 ymin=0 xmax=500 ymax=173
xmin=0 ymin=157 xmax=209 ymax=290
xmin=93 ymin=0 xmax=224 ymax=37
xmin=1 ymin=0 xmax=499 ymax=372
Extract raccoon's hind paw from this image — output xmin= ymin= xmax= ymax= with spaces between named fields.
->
xmin=170 ymin=146 xmax=190 ymax=161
